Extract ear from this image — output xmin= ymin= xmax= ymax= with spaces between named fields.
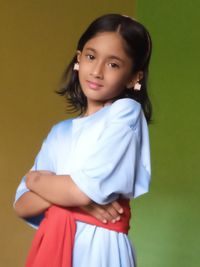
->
xmin=126 ymin=71 xmax=144 ymax=89
xmin=76 ymin=50 xmax=81 ymax=63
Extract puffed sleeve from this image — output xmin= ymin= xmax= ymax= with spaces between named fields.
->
xmin=14 ymin=126 xmax=57 ymax=228
xmin=70 ymin=99 xmax=151 ymax=204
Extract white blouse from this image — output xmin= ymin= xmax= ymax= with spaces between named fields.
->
xmin=15 ymin=98 xmax=151 ymax=267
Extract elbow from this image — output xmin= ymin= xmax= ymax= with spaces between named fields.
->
xmin=26 ymin=171 xmax=41 ymax=190
xmin=13 ymin=201 xmax=25 ymax=218
xmin=13 ymin=193 xmax=32 ymax=218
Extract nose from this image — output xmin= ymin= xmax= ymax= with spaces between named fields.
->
xmin=90 ymin=61 xmax=104 ymax=79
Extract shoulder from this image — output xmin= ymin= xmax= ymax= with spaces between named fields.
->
xmin=51 ymin=118 xmax=73 ymax=133
xmin=45 ymin=118 xmax=73 ymax=142
xmin=108 ymin=98 xmax=142 ymax=129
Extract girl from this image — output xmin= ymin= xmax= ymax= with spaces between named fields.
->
xmin=14 ymin=14 xmax=152 ymax=267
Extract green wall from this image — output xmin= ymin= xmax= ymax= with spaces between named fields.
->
xmin=129 ymin=1 xmax=200 ymax=266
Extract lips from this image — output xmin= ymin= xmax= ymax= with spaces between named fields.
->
xmin=86 ymin=80 xmax=103 ymax=90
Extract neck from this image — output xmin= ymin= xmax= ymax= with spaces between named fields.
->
xmin=85 ymin=105 xmax=103 ymax=117
xmin=84 ymin=100 xmax=112 ymax=117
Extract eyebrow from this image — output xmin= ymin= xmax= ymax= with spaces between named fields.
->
xmin=85 ymin=47 xmax=125 ymax=63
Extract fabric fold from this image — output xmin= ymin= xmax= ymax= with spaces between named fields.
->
xmin=25 ymin=199 xmax=130 ymax=267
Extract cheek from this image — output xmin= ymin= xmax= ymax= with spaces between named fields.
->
xmin=107 ymin=74 xmax=128 ymax=90
xmin=78 ymin=65 xmax=86 ymax=82
xmin=79 ymin=63 xmax=90 ymax=78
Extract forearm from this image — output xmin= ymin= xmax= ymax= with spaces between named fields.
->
xmin=14 ymin=191 xmax=51 ymax=218
xmin=15 ymin=172 xmax=124 ymax=224
xmin=26 ymin=172 xmax=91 ymax=207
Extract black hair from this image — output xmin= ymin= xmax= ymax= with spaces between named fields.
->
xmin=57 ymin=13 xmax=152 ymax=123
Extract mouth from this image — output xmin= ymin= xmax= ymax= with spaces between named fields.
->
xmin=86 ymin=80 xmax=103 ymax=90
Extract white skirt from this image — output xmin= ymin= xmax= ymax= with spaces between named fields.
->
xmin=72 ymin=221 xmax=136 ymax=267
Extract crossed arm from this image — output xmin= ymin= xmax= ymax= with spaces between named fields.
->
xmin=14 ymin=171 xmax=123 ymax=223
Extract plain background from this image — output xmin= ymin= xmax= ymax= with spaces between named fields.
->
xmin=130 ymin=0 xmax=200 ymax=266
xmin=0 ymin=0 xmax=199 ymax=266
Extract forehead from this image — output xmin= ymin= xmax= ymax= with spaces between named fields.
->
xmin=83 ymin=32 xmax=129 ymax=58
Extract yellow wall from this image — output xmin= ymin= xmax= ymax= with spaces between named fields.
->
xmin=0 ymin=1 xmax=135 ymax=266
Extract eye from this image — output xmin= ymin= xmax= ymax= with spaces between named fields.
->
xmin=86 ymin=54 xmax=95 ymax=60
xmin=108 ymin=62 xmax=120 ymax=69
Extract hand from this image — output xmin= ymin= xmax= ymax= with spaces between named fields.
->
xmin=81 ymin=200 xmax=124 ymax=224
xmin=26 ymin=170 xmax=55 ymax=189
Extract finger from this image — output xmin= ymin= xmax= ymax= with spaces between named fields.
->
xmin=94 ymin=205 xmax=115 ymax=222
xmin=104 ymin=205 xmax=120 ymax=221
xmin=111 ymin=201 xmax=124 ymax=214
xmin=91 ymin=202 xmax=120 ymax=222
xmin=82 ymin=205 xmax=108 ymax=224
xmin=91 ymin=202 xmax=120 ymax=223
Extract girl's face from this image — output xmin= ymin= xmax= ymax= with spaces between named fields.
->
xmin=77 ymin=32 xmax=136 ymax=108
